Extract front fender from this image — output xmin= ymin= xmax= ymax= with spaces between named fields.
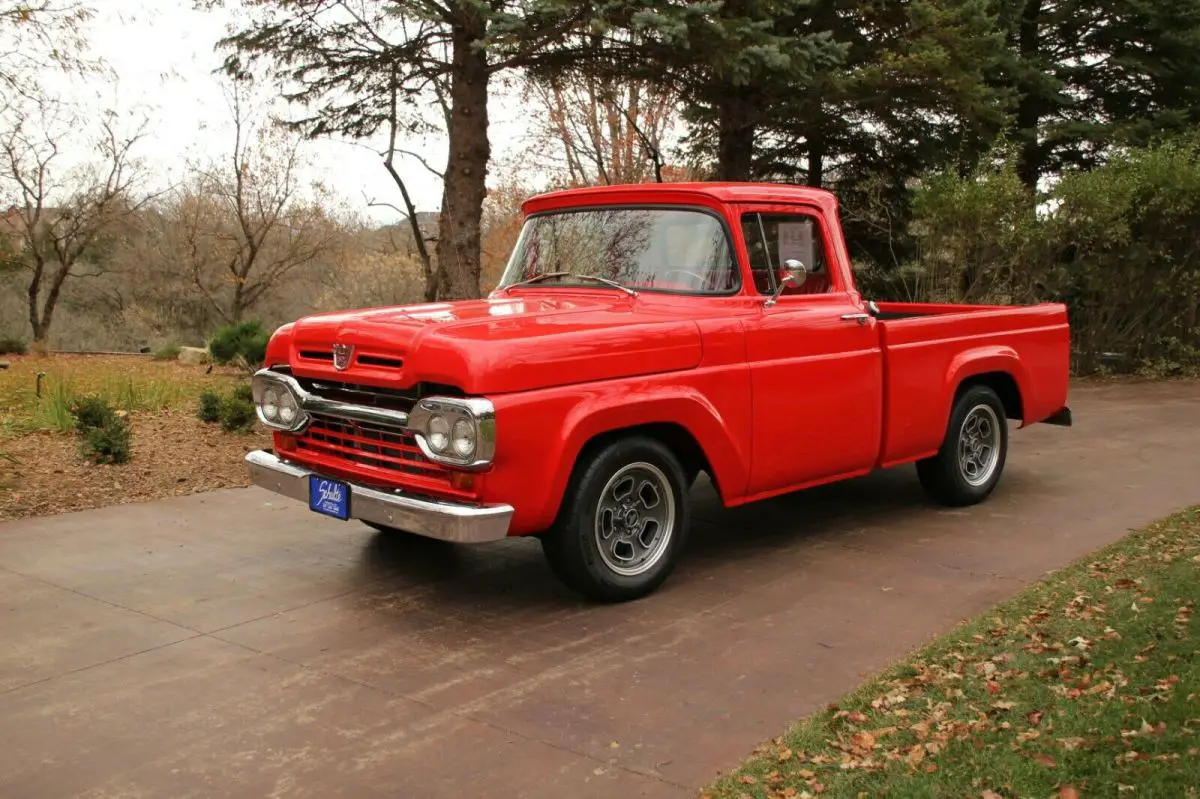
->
xmin=560 ymin=386 xmax=749 ymax=490
xmin=485 ymin=379 xmax=751 ymax=535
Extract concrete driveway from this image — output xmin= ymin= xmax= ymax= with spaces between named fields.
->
xmin=1 ymin=380 xmax=1197 ymax=798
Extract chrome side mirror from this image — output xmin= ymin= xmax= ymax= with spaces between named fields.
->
xmin=765 ymin=260 xmax=807 ymax=307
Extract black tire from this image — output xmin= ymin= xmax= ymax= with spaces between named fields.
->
xmin=541 ymin=436 xmax=690 ymax=602
xmin=916 ymin=384 xmax=1009 ymax=507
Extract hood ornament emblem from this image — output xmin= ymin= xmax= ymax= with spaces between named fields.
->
xmin=332 ymin=343 xmax=354 ymax=371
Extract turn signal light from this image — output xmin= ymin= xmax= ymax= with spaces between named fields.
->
xmin=449 ymin=472 xmax=475 ymax=492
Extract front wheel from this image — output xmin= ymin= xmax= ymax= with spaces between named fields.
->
xmin=916 ymin=385 xmax=1009 ymax=507
xmin=541 ymin=436 xmax=690 ymax=602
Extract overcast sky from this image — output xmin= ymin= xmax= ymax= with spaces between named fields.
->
xmin=44 ymin=0 xmax=536 ymax=223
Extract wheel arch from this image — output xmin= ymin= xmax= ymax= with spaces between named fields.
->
xmin=536 ymin=394 xmax=745 ymax=531
xmin=573 ymin=422 xmax=714 ymax=489
xmin=956 ymin=370 xmax=1024 ymax=421
xmin=945 ymin=346 xmax=1028 ymax=424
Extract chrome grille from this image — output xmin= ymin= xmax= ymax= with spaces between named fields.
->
xmin=295 ymin=413 xmax=450 ymax=483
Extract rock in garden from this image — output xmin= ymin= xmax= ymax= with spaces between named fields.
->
xmin=177 ymin=346 xmax=211 ymax=366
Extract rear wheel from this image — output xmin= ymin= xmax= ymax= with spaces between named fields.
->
xmin=917 ymin=385 xmax=1009 ymax=506
xmin=542 ymin=436 xmax=689 ymax=602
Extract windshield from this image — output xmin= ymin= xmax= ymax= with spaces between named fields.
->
xmin=497 ymin=208 xmax=738 ymax=295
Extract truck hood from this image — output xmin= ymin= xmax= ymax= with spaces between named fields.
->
xmin=274 ymin=294 xmax=704 ymax=394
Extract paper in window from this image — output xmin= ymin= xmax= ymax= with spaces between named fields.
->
xmin=776 ymin=220 xmax=815 ymax=272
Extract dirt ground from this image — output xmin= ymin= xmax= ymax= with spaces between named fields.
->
xmin=0 ymin=354 xmax=270 ymax=522
xmin=0 ymin=410 xmax=270 ymax=521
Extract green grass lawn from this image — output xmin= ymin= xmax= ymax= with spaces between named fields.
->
xmin=706 ymin=510 xmax=1200 ymax=799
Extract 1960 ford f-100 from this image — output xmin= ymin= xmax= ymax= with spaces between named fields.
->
xmin=246 ymin=182 xmax=1072 ymax=601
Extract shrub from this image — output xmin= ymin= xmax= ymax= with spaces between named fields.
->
xmin=197 ymin=389 xmax=222 ymax=423
xmin=152 ymin=340 xmax=182 ymax=361
xmin=209 ymin=321 xmax=269 ymax=368
xmin=219 ymin=392 xmax=257 ymax=434
xmin=231 ymin=382 xmax=253 ymax=403
xmin=70 ymin=395 xmax=117 ymax=434
xmin=0 ymin=336 xmax=27 ymax=356
xmin=80 ymin=414 xmax=132 ymax=465
xmin=1042 ymin=136 xmax=1200 ymax=375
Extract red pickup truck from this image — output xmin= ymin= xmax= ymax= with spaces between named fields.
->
xmin=246 ymin=182 xmax=1072 ymax=601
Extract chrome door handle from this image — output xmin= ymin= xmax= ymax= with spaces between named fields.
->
xmin=841 ymin=313 xmax=870 ymax=325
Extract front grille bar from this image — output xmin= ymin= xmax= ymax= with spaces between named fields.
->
xmin=298 ymin=414 xmax=446 ymax=479
xmin=255 ymin=370 xmax=409 ymax=431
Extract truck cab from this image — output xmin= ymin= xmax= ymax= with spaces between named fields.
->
xmin=246 ymin=182 xmax=1072 ymax=602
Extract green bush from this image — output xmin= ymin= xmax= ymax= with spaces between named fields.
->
xmin=197 ymin=389 xmax=222 ymax=423
xmin=152 ymin=340 xmax=182 ymax=361
xmin=861 ymin=136 xmax=1200 ymax=376
xmin=1041 ymin=135 xmax=1200 ymax=375
xmin=231 ymin=382 xmax=253 ymax=403
xmin=70 ymin=395 xmax=117 ymax=434
xmin=209 ymin=321 xmax=269 ymax=368
xmin=80 ymin=415 xmax=132 ymax=465
xmin=219 ymin=392 xmax=257 ymax=434
xmin=0 ymin=336 xmax=27 ymax=356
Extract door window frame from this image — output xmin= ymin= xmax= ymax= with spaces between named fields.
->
xmin=735 ymin=203 xmax=849 ymax=299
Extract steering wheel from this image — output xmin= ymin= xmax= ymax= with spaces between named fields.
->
xmin=662 ymin=269 xmax=708 ymax=289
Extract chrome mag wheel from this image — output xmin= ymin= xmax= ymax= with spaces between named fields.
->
xmin=593 ymin=461 xmax=676 ymax=577
xmin=958 ymin=404 xmax=1001 ymax=487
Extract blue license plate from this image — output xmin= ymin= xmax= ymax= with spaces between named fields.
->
xmin=308 ymin=476 xmax=350 ymax=521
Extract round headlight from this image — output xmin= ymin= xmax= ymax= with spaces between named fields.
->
xmin=451 ymin=418 xmax=476 ymax=458
xmin=261 ymin=388 xmax=280 ymax=421
xmin=278 ymin=391 xmax=299 ymax=426
xmin=427 ymin=414 xmax=450 ymax=452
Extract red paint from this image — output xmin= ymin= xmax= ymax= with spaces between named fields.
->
xmin=266 ymin=183 xmax=1071 ymax=536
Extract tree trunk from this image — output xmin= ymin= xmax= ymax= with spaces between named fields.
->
xmin=28 ymin=263 xmax=45 ymax=342
xmin=1014 ymin=0 xmax=1045 ymax=189
xmin=231 ymin=283 xmax=246 ymax=323
xmin=434 ymin=13 xmax=491 ymax=301
xmin=28 ymin=260 xmax=68 ymax=344
xmin=807 ymin=123 xmax=826 ymax=187
xmin=714 ymin=94 xmax=755 ymax=181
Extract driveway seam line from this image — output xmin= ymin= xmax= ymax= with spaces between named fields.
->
xmin=0 ymin=633 xmax=207 ymax=698
xmin=0 ymin=564 xmax=206 ymax=632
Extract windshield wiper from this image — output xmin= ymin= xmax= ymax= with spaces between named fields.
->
xmin=503 ymin=272 xmax=638 ymax=297
xmin=502 ymin=271 xmax=572 ymax=292
xmin=576 ymin=274 xmax=638 ymax=297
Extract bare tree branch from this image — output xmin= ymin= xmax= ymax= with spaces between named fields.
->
xmin=171 ymin=73 xmax=337 ymax=324
xmin=0 ymin=93 xmax=149 ymax=343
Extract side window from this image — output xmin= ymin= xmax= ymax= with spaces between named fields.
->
xmin=740 ymin=212 xmax=831 ymax=296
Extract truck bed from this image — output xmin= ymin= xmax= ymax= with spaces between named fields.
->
xmin=874 ymin=301 xmax=1072 ymax=468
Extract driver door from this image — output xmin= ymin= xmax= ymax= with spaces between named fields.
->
xmin=739 ymin=204 xmax=883 ymax=496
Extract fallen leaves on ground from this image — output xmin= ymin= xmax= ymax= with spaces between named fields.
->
xmin=706 ymin=510 xmax=1200 ymax=799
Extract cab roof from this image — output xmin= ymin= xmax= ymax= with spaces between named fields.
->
xmin=521 ymin=181 xmax=840 ymax=217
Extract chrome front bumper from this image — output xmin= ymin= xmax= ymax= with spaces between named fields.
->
xmin=244 ymin=450 xmax=513 ymax=544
